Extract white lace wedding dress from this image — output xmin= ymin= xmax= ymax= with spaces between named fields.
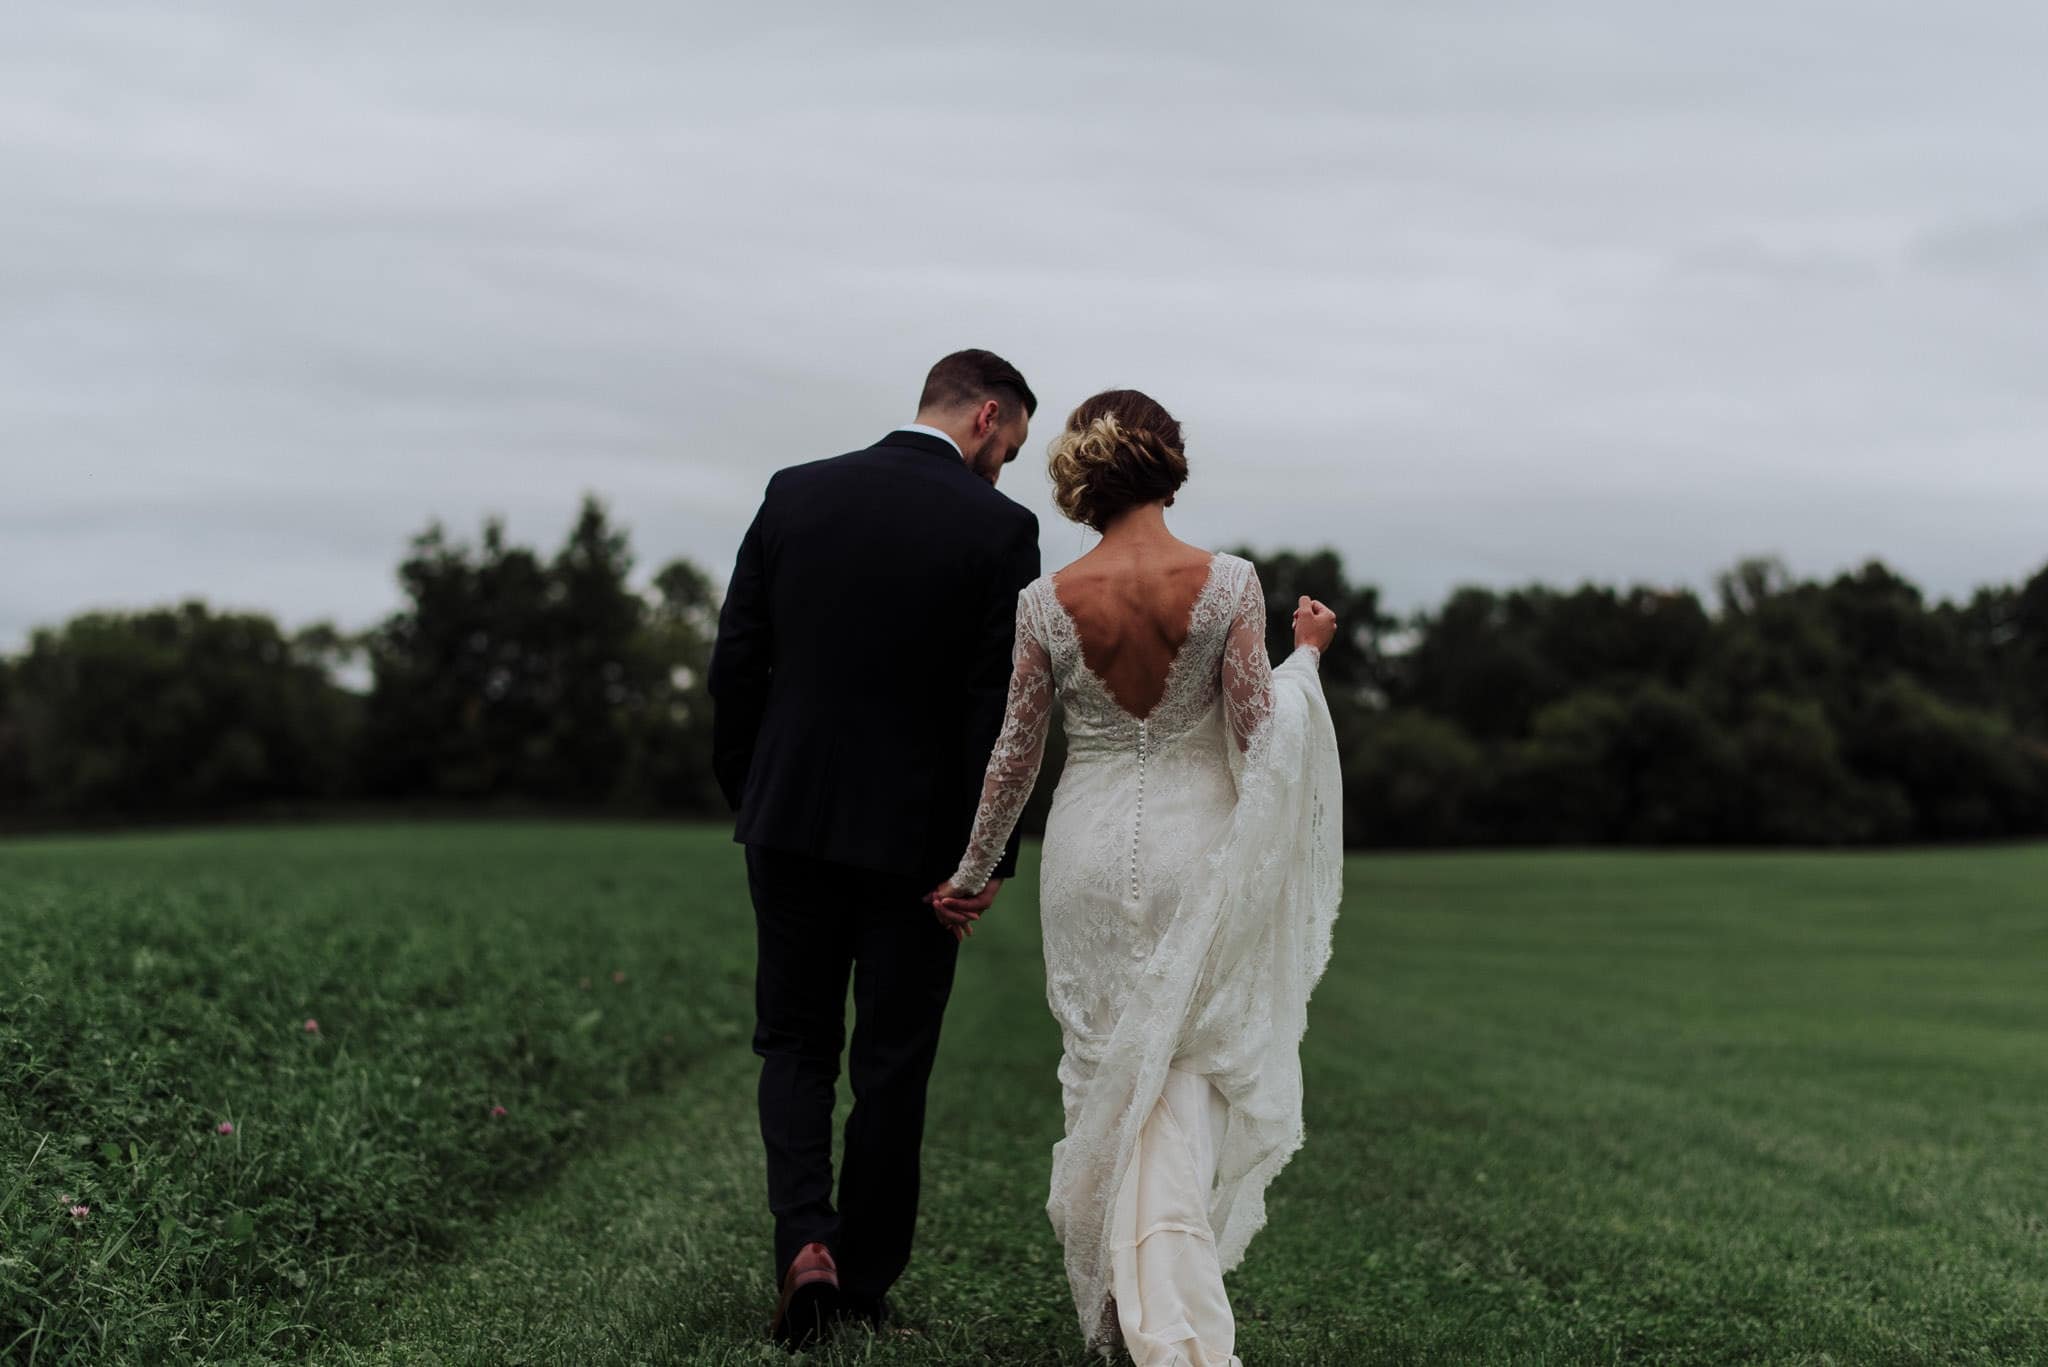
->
xmin=950 ymin=552 xmax=1343 ymax=1364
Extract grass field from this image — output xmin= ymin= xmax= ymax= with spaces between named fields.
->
xmin=4 ymin=824 xmax=2047 ymax=1364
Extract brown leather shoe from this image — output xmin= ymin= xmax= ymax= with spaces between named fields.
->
xmin=769 ymin=1242 xmax=841 ymax=1349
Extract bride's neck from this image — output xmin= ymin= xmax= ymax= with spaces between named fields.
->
xmin=1095 ymin=502 xmax=1172 ymax=545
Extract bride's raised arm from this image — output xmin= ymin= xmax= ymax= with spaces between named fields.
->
xmin=1221 ymin=566 xmax=1276 ymax=751
xmin=947 ymin=592 xmax=1055 ymax=895
xmin=1222 ymin=563 xmax=1326 ymax=753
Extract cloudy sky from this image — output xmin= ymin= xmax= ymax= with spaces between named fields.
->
xmin=5 ymin=2 xmax=2045 ymax=648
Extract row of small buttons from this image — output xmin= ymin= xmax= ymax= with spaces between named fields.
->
xmin=1129 ymin=718 xmax=1147 ymax=901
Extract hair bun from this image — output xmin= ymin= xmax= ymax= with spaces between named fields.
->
xmin=1046 ymin=392 xmax=1188 ymax=532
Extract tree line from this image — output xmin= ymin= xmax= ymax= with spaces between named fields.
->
xmin=2 ymin=498 xmax=2042 ymax=846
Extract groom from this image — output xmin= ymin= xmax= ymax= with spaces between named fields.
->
xmin=708 ymin=349 xmax=1042 ymax=1347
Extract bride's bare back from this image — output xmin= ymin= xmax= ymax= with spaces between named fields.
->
xmin=1049 ymin=538 xmax=1217 ymax=721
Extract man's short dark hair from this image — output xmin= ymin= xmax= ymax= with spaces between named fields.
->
xmin=918 ymin=349 xmax=1037 ymax=418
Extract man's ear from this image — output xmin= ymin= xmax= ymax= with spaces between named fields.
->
xmin=977 ymin=399 xmax=1001 ymax=435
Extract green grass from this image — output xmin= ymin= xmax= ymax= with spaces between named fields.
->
xmin=0 ymin=824 xmax=753 ymax=1362
xmin=4 ymin=825 xmax=2047 ymax=1364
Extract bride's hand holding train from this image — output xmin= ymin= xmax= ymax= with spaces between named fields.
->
xmin=1293 ymin=595 xmax=1337 ymax=654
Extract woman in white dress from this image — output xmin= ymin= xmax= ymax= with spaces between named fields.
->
xmin=929 ymin=390 xmax=1344 ymax=1365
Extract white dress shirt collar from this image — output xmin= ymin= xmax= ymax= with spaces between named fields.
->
xmin=896 ymin=422 xmax=963 ymax=458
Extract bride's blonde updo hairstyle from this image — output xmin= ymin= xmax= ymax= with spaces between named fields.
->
xmin=1045 ymin=389 xmax=1188 ymax=532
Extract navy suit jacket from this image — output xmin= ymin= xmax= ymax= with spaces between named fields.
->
xmin=709 ymin=430 xmax=1042 ymax=885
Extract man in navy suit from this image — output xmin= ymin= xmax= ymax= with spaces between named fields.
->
xmin=710 ymin=350 xmax=1041 ymax=1346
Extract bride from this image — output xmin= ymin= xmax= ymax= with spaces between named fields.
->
xmin=929 ymin=389 xmax=1344 ymax=1365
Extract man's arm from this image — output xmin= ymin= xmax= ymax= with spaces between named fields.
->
xmin=965 ymin=509 xmax=1042 ymax=882
xmin=708 ymin=485 xmax=776 ymax=811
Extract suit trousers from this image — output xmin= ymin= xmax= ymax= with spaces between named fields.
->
xmin=746 ymin=845 xmax=961 ymax=1299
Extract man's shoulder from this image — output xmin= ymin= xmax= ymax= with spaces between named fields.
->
xmin=987 ymin=488 xmax=1038 ymax=534
xmin=954 ymin=481 xmax=1039 ymax=554
xmin=767 ymin=439 xmax=935 ymax=489
xmin=769 ymin=444 xmax=1037 ymax=530
xmin=752 ymin=451 xmax=869 ymax=515
xmin=765 ymin=448 xmax=868 ymax=486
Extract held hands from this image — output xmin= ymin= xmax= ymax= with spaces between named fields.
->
xmin=1292 ymin=595 xmax=1337 ymax=654
xmin=926 ymin=878 xmax=1002 ymax=943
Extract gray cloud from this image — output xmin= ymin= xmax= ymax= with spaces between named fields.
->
xmin=1912 ymin=213 xmax=2048 ymax=278
xmin=4 ymin=1 xmax=2047 ymax=648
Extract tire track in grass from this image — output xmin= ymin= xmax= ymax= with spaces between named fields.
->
xmin=313 ymin=856 xmax=1096 ymax=1367
xmin=316 ymin=1046 xmax=780 ymax=1366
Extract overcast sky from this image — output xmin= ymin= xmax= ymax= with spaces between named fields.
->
xmin=5 ymin=2 xmax=2046 ymax=648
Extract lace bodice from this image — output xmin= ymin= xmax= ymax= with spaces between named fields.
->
xmin=950 ymin=553 xmax=1306 ymax=893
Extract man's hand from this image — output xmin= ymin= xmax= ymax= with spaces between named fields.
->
xmin=925 ymin=878 xmax=1002 ymax=943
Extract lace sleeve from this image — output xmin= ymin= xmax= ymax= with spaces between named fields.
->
xmin=950 ymin=590 xmax=1055 ymax=893
xmin=1223 ymin=563 xmax=1319 ymax=752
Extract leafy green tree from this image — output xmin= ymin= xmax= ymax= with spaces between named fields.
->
xmin=1988 ymin=564 xmax=2048 ymax=737
xmin=1491 ymin=689 xmax=1633 ymax=843
xmin=1715 ymin=555 xmax=1794 ymax=618
xmin=1844 ymin=677 xmax=2047 ymax=839
xmin=1397 ymin=587 xmax=1569 ymax=742
xmin=0 ymin=658 xmax=28 ymax=818
xmin=1948 ymin=585 xmax=2026 ymax=722
xmin=614 ymin=559 xmax=724 ymax=812
xmin=1818 ymin=562 xmax=1982 ymax=703
xmin=1494 ymin=685 xmax=1737 ymax=845
xmin=1342 ymin=711 xmax=1485 ymax=847
xmin=364 ymin=497 xmax=659 ymax=807
xmin=8 ymin=604 xmax=356 ymax=818
xmin=1729 ymin=693 xmax=1899 ymax=844
xmin=1699 ymin=586 xmax=1847 ymax=713
xmin=1531 ymin=585 xmax=1713 ymax=692
xmin=362 ymin=517 xmax=555 ymax=800
xmin=1610 ymin=684 xmax=1742 ymax=844
xmin=538 ymin=499 xmax=659 ymax=803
